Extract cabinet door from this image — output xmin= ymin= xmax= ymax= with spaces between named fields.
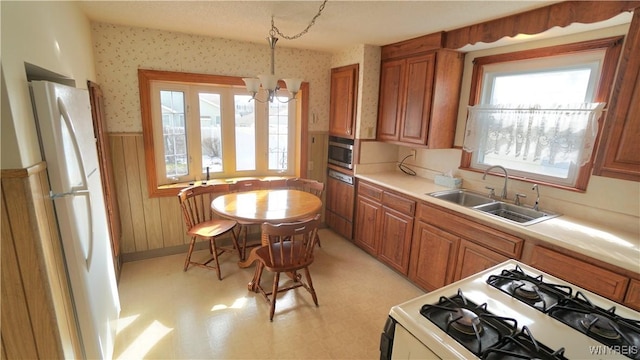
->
xmin=454 ymin=239 xmax=508 ymax=281
xmin=593 ymin=9 xmax=640 ymax=181
xmin=409 ymin=221 xmax=460 ymax=291
xmin=624 ymin=279 xmax=640 ymax=311
xmin=329 ymin=64 xmax=358 ymax=138
xmin=399 ymin=53 xmax=435 ymax=145
xmin=354 ymin=195 xmax=381 ymax=255
xmin=378 ymin=206 xmax=414 ymax=275
xmin=529 ymin=246 xmax=629 ymax=302
xmin=377 ymin=58 xmax=406 ymax=141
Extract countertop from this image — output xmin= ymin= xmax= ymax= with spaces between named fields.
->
xmin=355 ymin=171 xmax=640 ymax=274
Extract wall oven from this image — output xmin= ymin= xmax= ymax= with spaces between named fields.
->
xmin=327 ymin=136 xmax=354 ymax=170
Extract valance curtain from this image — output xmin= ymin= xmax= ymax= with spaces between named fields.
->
xmin=463 ymin=103 xmax=605 ymax=167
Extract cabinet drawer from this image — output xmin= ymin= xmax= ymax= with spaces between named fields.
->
xmin=624 ymin=279 xmax=640 ymax=311
xmin=382 ymin=191 xmax=415 ymax=215
xmin=419 ymin=202 xmax=523 ymax=258
xmin=358 ymin=181 xmax=383 ymax=202
xmin=530 ymin=246 xmax=629 ymax=302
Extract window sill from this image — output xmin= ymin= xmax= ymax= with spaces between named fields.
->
xmin=151 ymin=176 xmax=292 ymax=198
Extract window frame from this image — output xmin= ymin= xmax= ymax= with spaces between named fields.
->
xmin=139 ymin=69 xmax=309 ymax=197
xmin=460 ymin=36 xmax=624 ymax=191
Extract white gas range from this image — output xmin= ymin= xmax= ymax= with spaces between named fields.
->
xmin=381 ymin=260 xmax=640 ymax=359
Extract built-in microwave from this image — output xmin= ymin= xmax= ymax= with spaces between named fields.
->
xmin=327 ymin=136 xmax=354 ymax=169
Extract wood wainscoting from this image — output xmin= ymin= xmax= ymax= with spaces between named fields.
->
xmin=1 ymin=163 xmax=81 ymax=359
xmin=109 ymin=133 xmax=191 ymax=259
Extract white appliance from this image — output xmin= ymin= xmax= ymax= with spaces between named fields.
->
xmin=382 ymin=260 xmax=640 ymax=359
xmin=31 ymin=81 xmax=120 ymax=360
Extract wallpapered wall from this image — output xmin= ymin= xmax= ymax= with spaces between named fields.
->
xmin=91 ymin=22 xmax=333 ymax=133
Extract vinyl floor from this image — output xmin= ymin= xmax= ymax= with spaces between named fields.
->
xmin=113 ymin=228 xmax=424 ymax=359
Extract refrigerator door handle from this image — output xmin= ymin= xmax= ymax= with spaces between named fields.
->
xmin=54 ymin=96 xmax=95 ymax=267
xmin=56 ymin=97 xmax=89 ymax=189
xmin=49 ymin=189 xmax=90 ymax=199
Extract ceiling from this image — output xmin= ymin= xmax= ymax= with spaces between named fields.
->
xmin=78 ymin=1 xmax=632 ymax=53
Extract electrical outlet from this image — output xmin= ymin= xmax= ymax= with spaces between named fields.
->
xmin=410 ymin=149 xmax=417 ymax=160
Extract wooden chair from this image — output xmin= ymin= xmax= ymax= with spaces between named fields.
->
xmin=254 ymin=215 xmax=321 ymax=321
xmin=286 ymin=178 xmax=324 ymax=247
xmin=178 ymin=184 xmax=240 ymax=280
xmin=230 ymin=179 xmax=269 ymax=259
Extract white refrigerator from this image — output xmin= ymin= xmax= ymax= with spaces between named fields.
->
xmin=30 ymin=80 xmax=120 ymax=360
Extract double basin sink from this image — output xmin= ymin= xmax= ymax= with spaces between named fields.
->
xmin=428 ymin=189 xmax=560 ymax=226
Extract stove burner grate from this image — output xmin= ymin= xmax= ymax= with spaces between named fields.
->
xmin=487 ymin=265 xmax=572 ymax=312
xmin=449 ymin=307 xmax=484 ymax=335
xmin=580 ymin=313 xmax=622 ymax=340
xmin=420 ymin=289 xmax=518 ymax=356
xmin=548 ymin=291 xmax=640 ymax=360
xmin=482 ymin=326 xmax=568 ymax=360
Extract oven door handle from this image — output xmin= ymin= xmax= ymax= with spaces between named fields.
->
xmin=379 ymin=316 xmax=396 ymax=360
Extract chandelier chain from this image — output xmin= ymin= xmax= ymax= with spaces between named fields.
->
xmin=270 ymin=0 xmax=328 ymax=40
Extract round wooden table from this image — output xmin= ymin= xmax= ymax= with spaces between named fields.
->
xmin=211 ymin=189 xmax=322 ymax=291
xmin=211 ymin=189 xmax=322 ymax=225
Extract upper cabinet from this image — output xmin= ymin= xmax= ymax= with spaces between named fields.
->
xmin=594 ymin=8 xmax=640 ymax=182
xmin=377 ymin=34 xmax=464 ymax=148
xmin=329 ymin=64 xmax=359 ymax=139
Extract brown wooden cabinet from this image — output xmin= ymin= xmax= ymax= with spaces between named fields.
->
xmin=354 ymin=194 xmax=381 ymax=255
xmin=413 ymin=201 xmax=522 ymax=288
xmin=329 ymin=64 xmax=358 ymax=139
xmin=325 ymin=174 xmax=355 ymax=240
xmin=594 ymin=8 xmax=640 ymax=182
xmin=354 ymin=180 xmax=415 ymax=275
xmin=625 ymin=279 xmax=640 ymax=311
xmin=455 ymin=240 xmax=509 ymax=281
xmin=409 ymin=221 xmax=460 ymax=290
xmin=528 ymin=245 xmax=630 ymax=303
xmin=378 ymin=199 xmax=414 ymax=275
xmin=377 ymin=48 xmax=463 ymax=148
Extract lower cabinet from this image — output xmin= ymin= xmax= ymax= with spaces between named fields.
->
xmin=409 ymin=221 xmax=459 ymax=291
xmin=352 ymin=180 xmax=640 ymax=311
xmin=410 ymin=201 xmax=522 ymax=291
xmin=354 ymin=194 xmax=381 ymax=255
xmin=378 ymin=206 xmax=414 ymax=274
xmin=625 ymin=280 xmax=640 ymax=310
xmin=528 ymin=245 xmax=629 ymax=303
xmin=354 ymin=180 xmax=415 ymax=275
xmin=454 ymin=239 xmax=509 ymax=281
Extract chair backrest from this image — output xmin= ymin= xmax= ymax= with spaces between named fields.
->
xmin=260 ymin=215 xmax=321 ymax=271
xmin=230 ymin=179 xmax=269 ymax=192
xmin=286 ymin=178 xmax=324 ymax=197
xmin=177 ymin=184 xmax=226 ymax=231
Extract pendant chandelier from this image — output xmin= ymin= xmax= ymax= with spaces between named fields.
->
xmin=243 ymin=0 xmax=328 ymax=103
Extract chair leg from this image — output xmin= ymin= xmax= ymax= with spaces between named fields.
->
xmin=235 ymin=224 xmax=247 ymax=260
xmin=183 ymin=236 xmax=197 ymax=271
xmin=315 ymin=233 xmax=321 ymax=248
xmin=211 ymin=237 xmax=222 ymax=281
xmin=304 ymin=267 xmax=318 ymax=306
xmin=270 ymin=272 xmax=280 ymax=321
xmin=229 ymin=225 xmax=242 ymax=261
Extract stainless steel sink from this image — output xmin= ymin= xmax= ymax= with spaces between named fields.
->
xmin=472 ymin=202 xmax=559 ymax=226
xmin=428 ymin=189 xmax=560 ymax=226
xmin=428 ymin=189 xmax=496 ymax=207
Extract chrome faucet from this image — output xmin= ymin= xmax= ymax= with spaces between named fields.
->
xmin=532 ymin=184 xmax=540 ymax=211
xmin=482 ymin=165 xmax=509 ymax=200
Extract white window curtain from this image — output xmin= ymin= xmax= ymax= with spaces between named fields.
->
xmin=463 ymin=103 xmax=605 ymax=167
